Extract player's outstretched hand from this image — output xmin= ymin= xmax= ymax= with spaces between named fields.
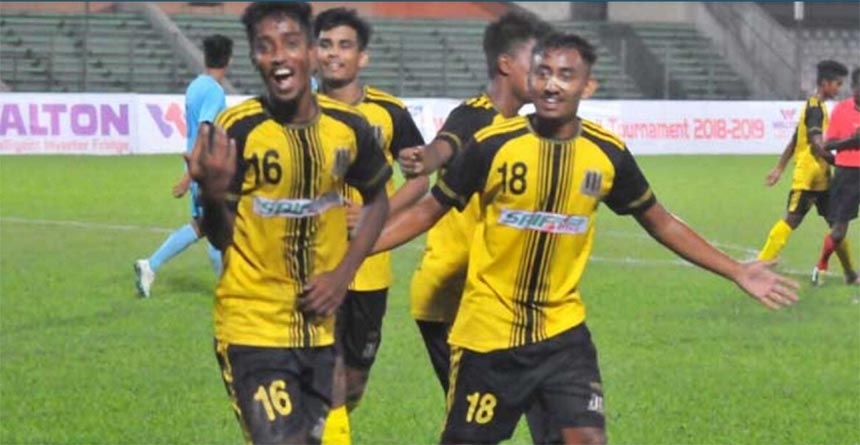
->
xmin=172 ymin=174 xmax=191 ymax=198
xmin=397 ymin=145 xmax=426 ymax=177
xmin=764 ymin=167 xmax=782 ymax=187
xmin=298 ymin=269 xmax=351 ymax=318
xmin=184 ymin=123 xmax=236 ymax=200
xmin=733 ymin=260 xmax=799 ymax=309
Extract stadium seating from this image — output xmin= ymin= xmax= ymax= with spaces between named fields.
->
xmin=2 ymin=10 xmax=753 ymax=100
xmin=798 ymin=28 xmax=859 ymax=93
xmin=0 ymin=10 xmax=193 ymax=93
xmin=170 ymin=14 xmax=262 ymax=94
xmin=628 ymin=23 xmax=750 ymax=99
xmin=554 ymin=21 xmax=644 ymax=99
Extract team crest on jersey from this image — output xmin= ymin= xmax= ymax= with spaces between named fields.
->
xmin=581 ymin=170 xmax=603 ymax=197
xmin=332 ymin=148 xmax=350 ymax=179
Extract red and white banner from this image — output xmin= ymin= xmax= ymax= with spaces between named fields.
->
xmin=570 ymin=100 xmax=803 ymax=155
xmin=0 ymin=93 xmax=820 ymax=156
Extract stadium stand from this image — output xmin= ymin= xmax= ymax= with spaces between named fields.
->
xmin=627 ymin=23 xmax=749 ymax=99
xmin=173 ymin=15 xmax=645 ymax=99
xmin=1 ymin=2 xmax=776 ymax=100
xmin=548 ymin=21 xmax=644 ymax=98
xmin=1 ymin=10 xmax=193 ymax=93
xmin=798 ymin=28 xmax=860 ymax=92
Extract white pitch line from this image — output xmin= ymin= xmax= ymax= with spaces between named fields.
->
xmin=602 ymin=229 xmax=760 ymax=257
xmin=0 ymin=216 xmax=173 ymax=234
xmin=0 ymin=215 xmax=846 ymax=282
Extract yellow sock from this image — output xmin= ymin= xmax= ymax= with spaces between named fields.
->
xmin=835 ymin=236 xmax=856 ymax=276
xmin=322 ymin=405 xmax=351 ymax=445
xmin=758 ymin=220 xmax=793 ymax=261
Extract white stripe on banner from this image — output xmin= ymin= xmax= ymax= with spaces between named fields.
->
xmin=0 ymin=93 xmax=831 ymax=156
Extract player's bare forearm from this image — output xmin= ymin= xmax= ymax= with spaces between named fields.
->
xmin=172 ymin=172 xmax=192 ymax=198
xmin=388 ymin=175 xmax=430 ymax=217
xmin=634 ymin=203 xmax=800 ymax=309
xmin=634 ymin=202 xmax=743 ymax=280
xmin=337 ymin=188 xmax=390 ymax=277
xmin=422 ymin=139 xmax=455 ymax=174
xmin=810 ymin=134 xmax=834 ymax=163
xmin=825 ymin=134 xmax=860 ymax=152
xmin=766 ymin=141 xmax=794 ymax=186
xmin=372 ymin=193 xmax=448 ymax=254
xmin=199 ymin=197 xmax=235 ymax=250
xmin=774 ymin=139 xmax=794 ymax=170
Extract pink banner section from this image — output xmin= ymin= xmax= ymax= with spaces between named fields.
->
xmin=0 ymin=93 xmax=815 ymax=156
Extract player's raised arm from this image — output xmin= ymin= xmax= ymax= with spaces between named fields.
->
xmin=397 ymin=138 xmax=456 ymax=177
xmin=372 ymin=193 xmax=450 ymax=254
xmin=376 ymin=135 xmax=484 ymax=253
xmin=388 ymin=104 xmax=431 ymax=214
xmin=633 ymin=202 xmax=799 ymax=309
xmin=398 ymin=101 xmax=497 ymax=177
xmin=185 ymin=124 xmax=237 ymax=250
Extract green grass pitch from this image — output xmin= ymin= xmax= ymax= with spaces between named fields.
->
xmin=1 ymin=154 xmax=858 ymax=444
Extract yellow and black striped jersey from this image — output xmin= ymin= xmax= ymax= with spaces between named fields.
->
xmin=330 ymin=86 xmax=425 ymax=291
xmin=212 ymin=95 xmax=392 ymax=348
xmin=791 ymin=96 xmax=830 ymax=191
xmin=435 ymin=93 xmax=505 ymax=158
xmin=432 ymin=116 xmax=656 ymax=352
xmin=420 ymin=94 xmax=512 ymax=275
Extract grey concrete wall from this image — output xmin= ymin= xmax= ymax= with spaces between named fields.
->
xmin=608 ymin=2 xmax=696 ymax=23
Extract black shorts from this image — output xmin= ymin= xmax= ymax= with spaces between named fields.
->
xmin=214 ymin=340 xmax=334 ymax=445
xmin=335 ymin=289 xmax=388 ymax=370
xmin=828 ymin=166 xmax=860 ymax=223
xmin=786 ymin=189 xmax=829 ymax=218
xmin=441 ymin=323 xmax=604 ymax=444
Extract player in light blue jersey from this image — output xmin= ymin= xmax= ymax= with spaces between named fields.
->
xmin=135 ymin=34 xmax=233 ymax=298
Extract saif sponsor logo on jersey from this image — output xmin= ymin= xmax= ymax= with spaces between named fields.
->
xmin=253 ymin=192 xmax=343 ymax=218
xmin=498 ymin=209 xmax=589 ymax=235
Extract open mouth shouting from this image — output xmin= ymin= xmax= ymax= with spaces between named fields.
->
xmin=270 ymin=67 xmax=297 ymax=95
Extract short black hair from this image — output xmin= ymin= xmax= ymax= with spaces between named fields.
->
xmin=816 ymin=59 xmax=848 ymax=84
xmin=483 ymin=10 xmax=553 ymax=78
xmin=314 ymin=7 xmax=372 ymax=51
xmin=533 ymin=32 xmax=598 ymax=67
xmin=202 ymin=34 xmax=233 ymax=69
xmin=851 ymin=67 xmax=859 ymax=88
xmin=240 ymin=2 xmax=313 ymax=45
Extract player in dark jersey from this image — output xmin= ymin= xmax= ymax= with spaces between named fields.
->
xmin=185 ymin=3 xmax=391 ymax=443
xmin=758 ymin=61 xmax=849 ymax=270
xmin=374 ymin=32 xmax=798 ymax=444
xmin=314 ymin=7 xmax=428 ymax=444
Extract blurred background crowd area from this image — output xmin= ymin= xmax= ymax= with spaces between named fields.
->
xmin=1 ymin=1 xmax=857 ymax=100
